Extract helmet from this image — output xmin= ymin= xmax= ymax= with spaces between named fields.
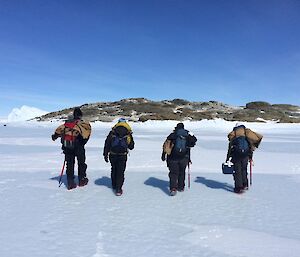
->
xmin=118 ymin=118 xmax=126 ymax=123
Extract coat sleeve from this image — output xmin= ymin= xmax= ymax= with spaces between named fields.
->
xmin=187 ymin=133 xmax=197 ymax=147
xmin=226 ymin=142 xmax=231 ymax=161
xmin=54 ymin=124 xmax=65 ymax=137
xmin=103 ymin=131 xmax=112 ymax=157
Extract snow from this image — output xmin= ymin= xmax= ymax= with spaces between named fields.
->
xmin=0 ymin=119 xmax=300 ymax=257
xmin=7 ymin=105 xmax=48 ymax=122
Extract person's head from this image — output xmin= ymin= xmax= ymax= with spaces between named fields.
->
xmin=73 ymin=107 xmax=83 ymax=119
xmin=175 ymin=122 xmax=184 ymax=130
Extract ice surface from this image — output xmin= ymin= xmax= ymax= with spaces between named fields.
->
xmin=0 ymin=120 xmax=300 ymax=257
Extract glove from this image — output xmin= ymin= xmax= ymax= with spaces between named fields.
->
xmin=161 ymin=153 xmax=166 ymax=162
xmin=226 ymin=157 xmax=233 ymax=166
xmin=104 ymin=155 xmax=109 ymax=163
xmin=51 ymin=134 xmax=57 ymax=141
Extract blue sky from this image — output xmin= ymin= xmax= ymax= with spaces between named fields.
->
xmin=0 ymin=0 xmax=300 ymax=116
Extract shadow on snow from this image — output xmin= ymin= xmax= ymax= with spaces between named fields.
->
xmin=144 ymin=177 xmax=169 ymax=195
xmin=195 ymin=176 xmax=233 ymax=192
xmin=50 ymin=175 xmax=68 ymax=188
xmin=94 ymin=176 xmax=112 ymax=189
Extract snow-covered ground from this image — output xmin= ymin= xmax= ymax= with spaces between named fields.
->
xmin=1 ymin=119 xmax=300 ymax=257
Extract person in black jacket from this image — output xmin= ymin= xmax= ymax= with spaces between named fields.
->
xmin=226 ymin=123 xmax=263 ymax=194
xmin=161 ymin=123 xmax=197 ymax=195
xmin=103 ymin=118 xmax=134 ymax=196
xmin=51 ymin=107 xmax=91 ymax=190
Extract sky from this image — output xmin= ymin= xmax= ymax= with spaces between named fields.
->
xmin=0 ymin=0 xmax=300 ymax=116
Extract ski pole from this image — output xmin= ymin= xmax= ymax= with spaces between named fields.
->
xmin=58 ymin=159 xmax=66 ymax=187
xmin=188 ymin=161 xmax=191 ymax=189
xmin=250 ymin=159 xmax=253 ymax=186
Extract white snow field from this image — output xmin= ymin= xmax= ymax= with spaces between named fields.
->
xmin=0 ymin=119 xmax=300 ymax=257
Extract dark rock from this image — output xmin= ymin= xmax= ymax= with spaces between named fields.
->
xmin=35 ymin=98 xmax=300 ymax=123
xmin=246 ymin=101 xmax=271 ymax=110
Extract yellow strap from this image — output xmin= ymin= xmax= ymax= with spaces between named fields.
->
xmin=113 ymin=122 xmax=132 ymax=132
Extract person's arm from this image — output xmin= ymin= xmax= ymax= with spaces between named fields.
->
xmin=103 ymin=132 xmax=112 ymax=161
xmin=128 ymin=134 xmax=134 ymax=150
xmin=51 ymin=125 xmax=64 ymax=141
xmin=161 ymin=139 xmax=169 ymax=161
xmin=187 ymin=133 xmax=197 ymax=147
xmin=226 ymin=141 xmax=233 ymax=161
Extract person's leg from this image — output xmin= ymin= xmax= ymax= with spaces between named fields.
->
xmin=65 ymin=152 xmax=76 ymax=189
xmin=168 ymin=160 xmax=180 ymax=190
xmin=77 ymin=147 xmax=88 ymax=182
xmin=241 ymin=156 xmax=249 ymax=188
xmin=109 ymin=155 xmax=118 ymax=190
xmin=233 ymin=158 xmax=243 ymax=192
xmin=178 ymin=158 xmax=189 ymax=191
xmin=115 ymin=155 xmax=127 ymax=192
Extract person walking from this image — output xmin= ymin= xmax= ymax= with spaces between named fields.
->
xmin=52 ymin=107 xmax=91 ymax=190
xmin=103 ymin=118 xmax=134 ymax=196
xmin=161 ymin=123 xmax=197 ymax=196
xmin=226 ymin=123 xmax=263 ymax=193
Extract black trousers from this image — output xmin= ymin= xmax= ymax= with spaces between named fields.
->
xmin=168 ymin=158 xmax=189 ymax=190
xmin=109 ymin=154 xmax=127 ymax=190
xmin=65 ymin=146 xmax=87 ymax=182
xmin=233 ymin=156 xmax=249 ymax=189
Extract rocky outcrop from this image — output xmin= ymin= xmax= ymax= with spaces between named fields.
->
xmin=36 ymin=98 xmax=300 ymax=123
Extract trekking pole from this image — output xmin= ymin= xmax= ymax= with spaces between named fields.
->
xmin=250 ymin=159 xmax=253 ymax=186
xmin=188 ymin=161 xmax=192 ymax=189
xmin=58 ymin=158 xmax=66 ymax=187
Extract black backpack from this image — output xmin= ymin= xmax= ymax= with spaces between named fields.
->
xmin=173 ymin=129 xmax=189 ymax=156
xmin=110 ymin=125 xmax=130 ymax=154
xmin=232 ymin=136 xmax=250 ymax=157
xmin=110 ymin=134 xmax=128 ymax=154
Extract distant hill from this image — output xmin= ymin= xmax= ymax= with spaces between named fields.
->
xmin=36 ymin=98 xmax=300 ymax=123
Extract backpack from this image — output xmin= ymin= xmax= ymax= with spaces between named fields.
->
xmin=173 ymin=129 xmax=189 ymax=156
xmin=62 ymin=120 xmax=79 ymax=149
xmin=232 ymin=136 xmax=250 ymax=157
xmin=110 ymin=134 xmax=129 ymax=154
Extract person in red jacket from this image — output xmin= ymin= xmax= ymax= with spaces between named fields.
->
xmin=52 ymin=107 xmax=91 ymax=190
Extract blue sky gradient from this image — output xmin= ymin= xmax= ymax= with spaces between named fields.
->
xmin=0 ymin=0 xmax=300 ymax=116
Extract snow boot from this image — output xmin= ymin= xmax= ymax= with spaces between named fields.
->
xmin=115 ymin=189 xmax=123 ymax=196
xmin=170 ymin=188 xmax=177 ymax=196
xmin=78 ymin=177 xmax=89 ymax=187
xmin=67 ymin=180 xmax=77 ymax=190
xmin=242 ymin=182 xmax=249 ymax=190
xmin=234 ymin=187 xmax=243 ymax=194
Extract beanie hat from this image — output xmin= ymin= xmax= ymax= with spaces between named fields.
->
xmin=73 ymin=107 xmax=83 ymax=119
xmin=175 ymin=122 xmax=184 ymax=129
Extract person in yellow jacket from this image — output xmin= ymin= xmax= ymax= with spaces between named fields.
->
xmin=52 ymin=107 xmax=91 ymax=190
xmin=103 ymin=118 xmax=134 ymax=196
